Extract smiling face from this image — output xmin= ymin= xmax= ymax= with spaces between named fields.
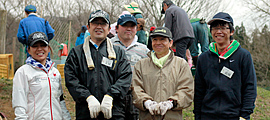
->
xmin=28 ymin=41 xmax=49 ymax=65
xmin=210 ymin=21 xmax=234 ymax=46
xmin=88 ymin=17 xmax=110 ymax=43
xmin=152 ymin=36 xmax=173 ymax=58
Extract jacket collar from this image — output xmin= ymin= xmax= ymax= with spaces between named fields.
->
xmin=147 ymin=49 xmax=174 ymax=68
xmin=26 ymin=56 xmax=53 ymax=72
xmin=209 ymin=40 xmax=240 ymax=60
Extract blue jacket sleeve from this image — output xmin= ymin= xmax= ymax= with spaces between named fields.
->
xmin=45 ymin=21 xmax=55 ymax=40
xmin=17 ymin=21 xmax=26 ymax=45
xmin=240 ymin=52 xmax=257 ymax=119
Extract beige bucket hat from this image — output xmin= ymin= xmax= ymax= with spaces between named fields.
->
xmin=124 ymin=2 xmax=142 ymax=14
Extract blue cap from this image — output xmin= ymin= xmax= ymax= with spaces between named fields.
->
xmin=25 ymin=5 xmax=36 ymax=12
xmin=117 ymin=14 xmax=137 ymax=26
xmin=89 ymin=10 xmax=110 ymax=24
xmin=208 ymin=12 xmax=233 ymax=26
xmin=81 ymin=25 xmax=87 ymax=30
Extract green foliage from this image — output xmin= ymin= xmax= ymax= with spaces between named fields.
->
xmin=233 ymin=22 xmax=250 ymax=49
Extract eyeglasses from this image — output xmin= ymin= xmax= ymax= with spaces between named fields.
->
xmin=91 ymin=21 xmax=108 ymax=27
xmin=212 ymin=27 xmax=230 ymax=32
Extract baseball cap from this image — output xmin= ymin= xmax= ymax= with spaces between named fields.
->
xmin=25 ymin=5 xmax=36 ymax=12
xmin=89 ymin=10 xmax=110 ymax=24
xmin=207 ymin=12 xmax=234 ymax=26
xmin=28 ymin=32 xmax=49 ymax=46
xmin=150 ymin=27 xmax=172 ymax=40
xmin=117 ymin=14 xmax=137 ymax=26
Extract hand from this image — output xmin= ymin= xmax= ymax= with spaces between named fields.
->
xmin=100 ymin=95 xmax=113 ymax=119
xmin=144 ymin=100 xmax=159 ymax=115
xmin=159 ymin=100 xmax=173 ymax=115
xmin=86 ymin=95 xmax=101 ymax=118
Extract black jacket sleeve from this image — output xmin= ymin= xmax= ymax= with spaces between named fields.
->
xmin=193 ymin=55 xmax=207 ymax=120
xmin=240 ymin=52 xmax=257 ymax=119
xmin=64 ymin=48 xmax=91 ymax=103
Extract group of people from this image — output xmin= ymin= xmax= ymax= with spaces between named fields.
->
xmin=12 ymin=0 xmax=257 ymax=120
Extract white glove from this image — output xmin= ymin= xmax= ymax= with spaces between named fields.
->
xmin=100 ymin=95 xmax=113 ymax=119
xmin=159 ymin=100 xmax=173 ymax=115
xmin=239 ymin=117 xmax=246 ymax=120
xmin=144 ymin=100 xmax=159 ymax=115
xmin=86 ymin=95 xmax=101 ymax=118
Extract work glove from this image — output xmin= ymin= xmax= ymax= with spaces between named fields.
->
xmin=86 ymin=95 xmax=101 ymax=118
xmin=144 ymin=100 xmax=159 ymax=115
xmin=159 ymin=100 xmax=173 ymax=115
xmin=100 ymin=95 xmax=113 ymax=119
xmin=60 ymin=100 xmax=71 ymax=120
xmin=239 ymin=117 xmax=246 ymax=120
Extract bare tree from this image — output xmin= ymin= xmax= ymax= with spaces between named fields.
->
xmin=245 ymin=0 xmax=270 ymax=26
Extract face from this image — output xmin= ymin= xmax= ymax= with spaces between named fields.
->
xmin=28 ymin=41 xmax=49 ymax=65
xmin=152 ymin=36 xmax=173 ymax=58
xmin=116 ymin=22 xmax=137 ymax=41
xmin=163 ymin=3 xmax=169 ymax=12
xmin=211 ymin=23 xmax=234 ymax=45
xmin=88 ymin=17 xmax=110 ymax=42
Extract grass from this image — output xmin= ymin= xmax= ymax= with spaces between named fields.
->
xmin=1 ymin=78 xmax=269 ymax=119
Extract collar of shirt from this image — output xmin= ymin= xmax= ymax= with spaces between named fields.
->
xmin=115 ymin=34 xmax=139 ymax=50
xmin=89 ymin=38 xmax=99 ymax=49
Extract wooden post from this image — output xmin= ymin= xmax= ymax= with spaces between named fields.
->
xmin=68 ymin=20 xmax=71 ymax=52
xmin=13 ymin=37 xmax=16 ymax=65
xmin=0 ymin=10 xmax=7 ymax=54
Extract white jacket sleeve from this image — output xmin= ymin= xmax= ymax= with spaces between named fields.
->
xmin=12 ymin=68 xmax=29 ymax=120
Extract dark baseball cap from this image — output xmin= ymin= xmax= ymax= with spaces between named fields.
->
xmin=150 ymin=27 xmax=172 ymax=40
xmin=25 ymin=5 xmax=36 ymax=12
xmin=28 ymin=32 xmax=49 ymax=46
xmin=207 ymin=12 xmax=234 ymax=26
xmin=89 ymin=10 xmax=110 ymax=24
xmin=117 ymin=14 xmax=137 ymax=26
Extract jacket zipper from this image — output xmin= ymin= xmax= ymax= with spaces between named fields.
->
xmin=39 ymin=63 xmax=54 ymax=120
xmin=96 ymin=48 xmax=101 ymax=100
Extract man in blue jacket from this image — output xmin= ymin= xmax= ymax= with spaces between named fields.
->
xmin=17 ymin=5 xmax=55 ymax=57
xmin=193 ymin=12 xmax=257 ymax=120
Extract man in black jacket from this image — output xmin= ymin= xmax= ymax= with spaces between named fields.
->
xmin=193 ymin=12 xmax=257 ymax=120
xmin=64 ymin=10 xmax=132 ymax=120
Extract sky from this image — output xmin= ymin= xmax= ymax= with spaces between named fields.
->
xmin=221 ymin=0 xmax=261 ymax=34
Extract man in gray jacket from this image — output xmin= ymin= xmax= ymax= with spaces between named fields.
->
xmin=161 ymin=0 xmax=194 ymax=59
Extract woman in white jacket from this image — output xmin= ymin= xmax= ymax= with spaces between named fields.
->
xmin=12 ymin=32 xmax=71 ymax=120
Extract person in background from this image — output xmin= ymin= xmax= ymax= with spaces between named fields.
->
xmin=110 ymin=11 xmax=131 ymax=36
xmin=189 ymin=18 xmax=209 ymax=67
xmin=124 ymin=2 xmax=143 ymax=20
xmin=193 ymin=12 xmax=257 ymax=120
xmin=12 ymin=32 xmax=71 ymax=120
xmin=75 ymin=25 xmax=87 ymax=46
xmin=132 ymin=27 xmax=194 ymax=120
xmin=161 ymin=0 xmax=194 ymax=59
xmin=58 ymin=43 xmax=68 ymax=64
xmin=136 ymin=18 xmax=147 ymax=45
xmin=17 ymin=5 xmax=55 ymax=57
xmin=64 ymin=10 xmax=132 ymax=120
xmin=147 ymin=26 xmax=156 ymax=50
xmin=111 ymin=14 xmax=149 ymax=120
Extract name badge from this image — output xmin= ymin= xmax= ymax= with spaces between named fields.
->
xmin=102 ymin=57 xmax=113 ymax=67
xmin=131 ymin=55 xmax=141 ymax=62
xmin=220 ymin=66 xmax=234 ymax=78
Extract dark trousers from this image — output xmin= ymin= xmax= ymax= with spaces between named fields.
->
xmin=175 ymin=38 xmax=194 ymax=59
